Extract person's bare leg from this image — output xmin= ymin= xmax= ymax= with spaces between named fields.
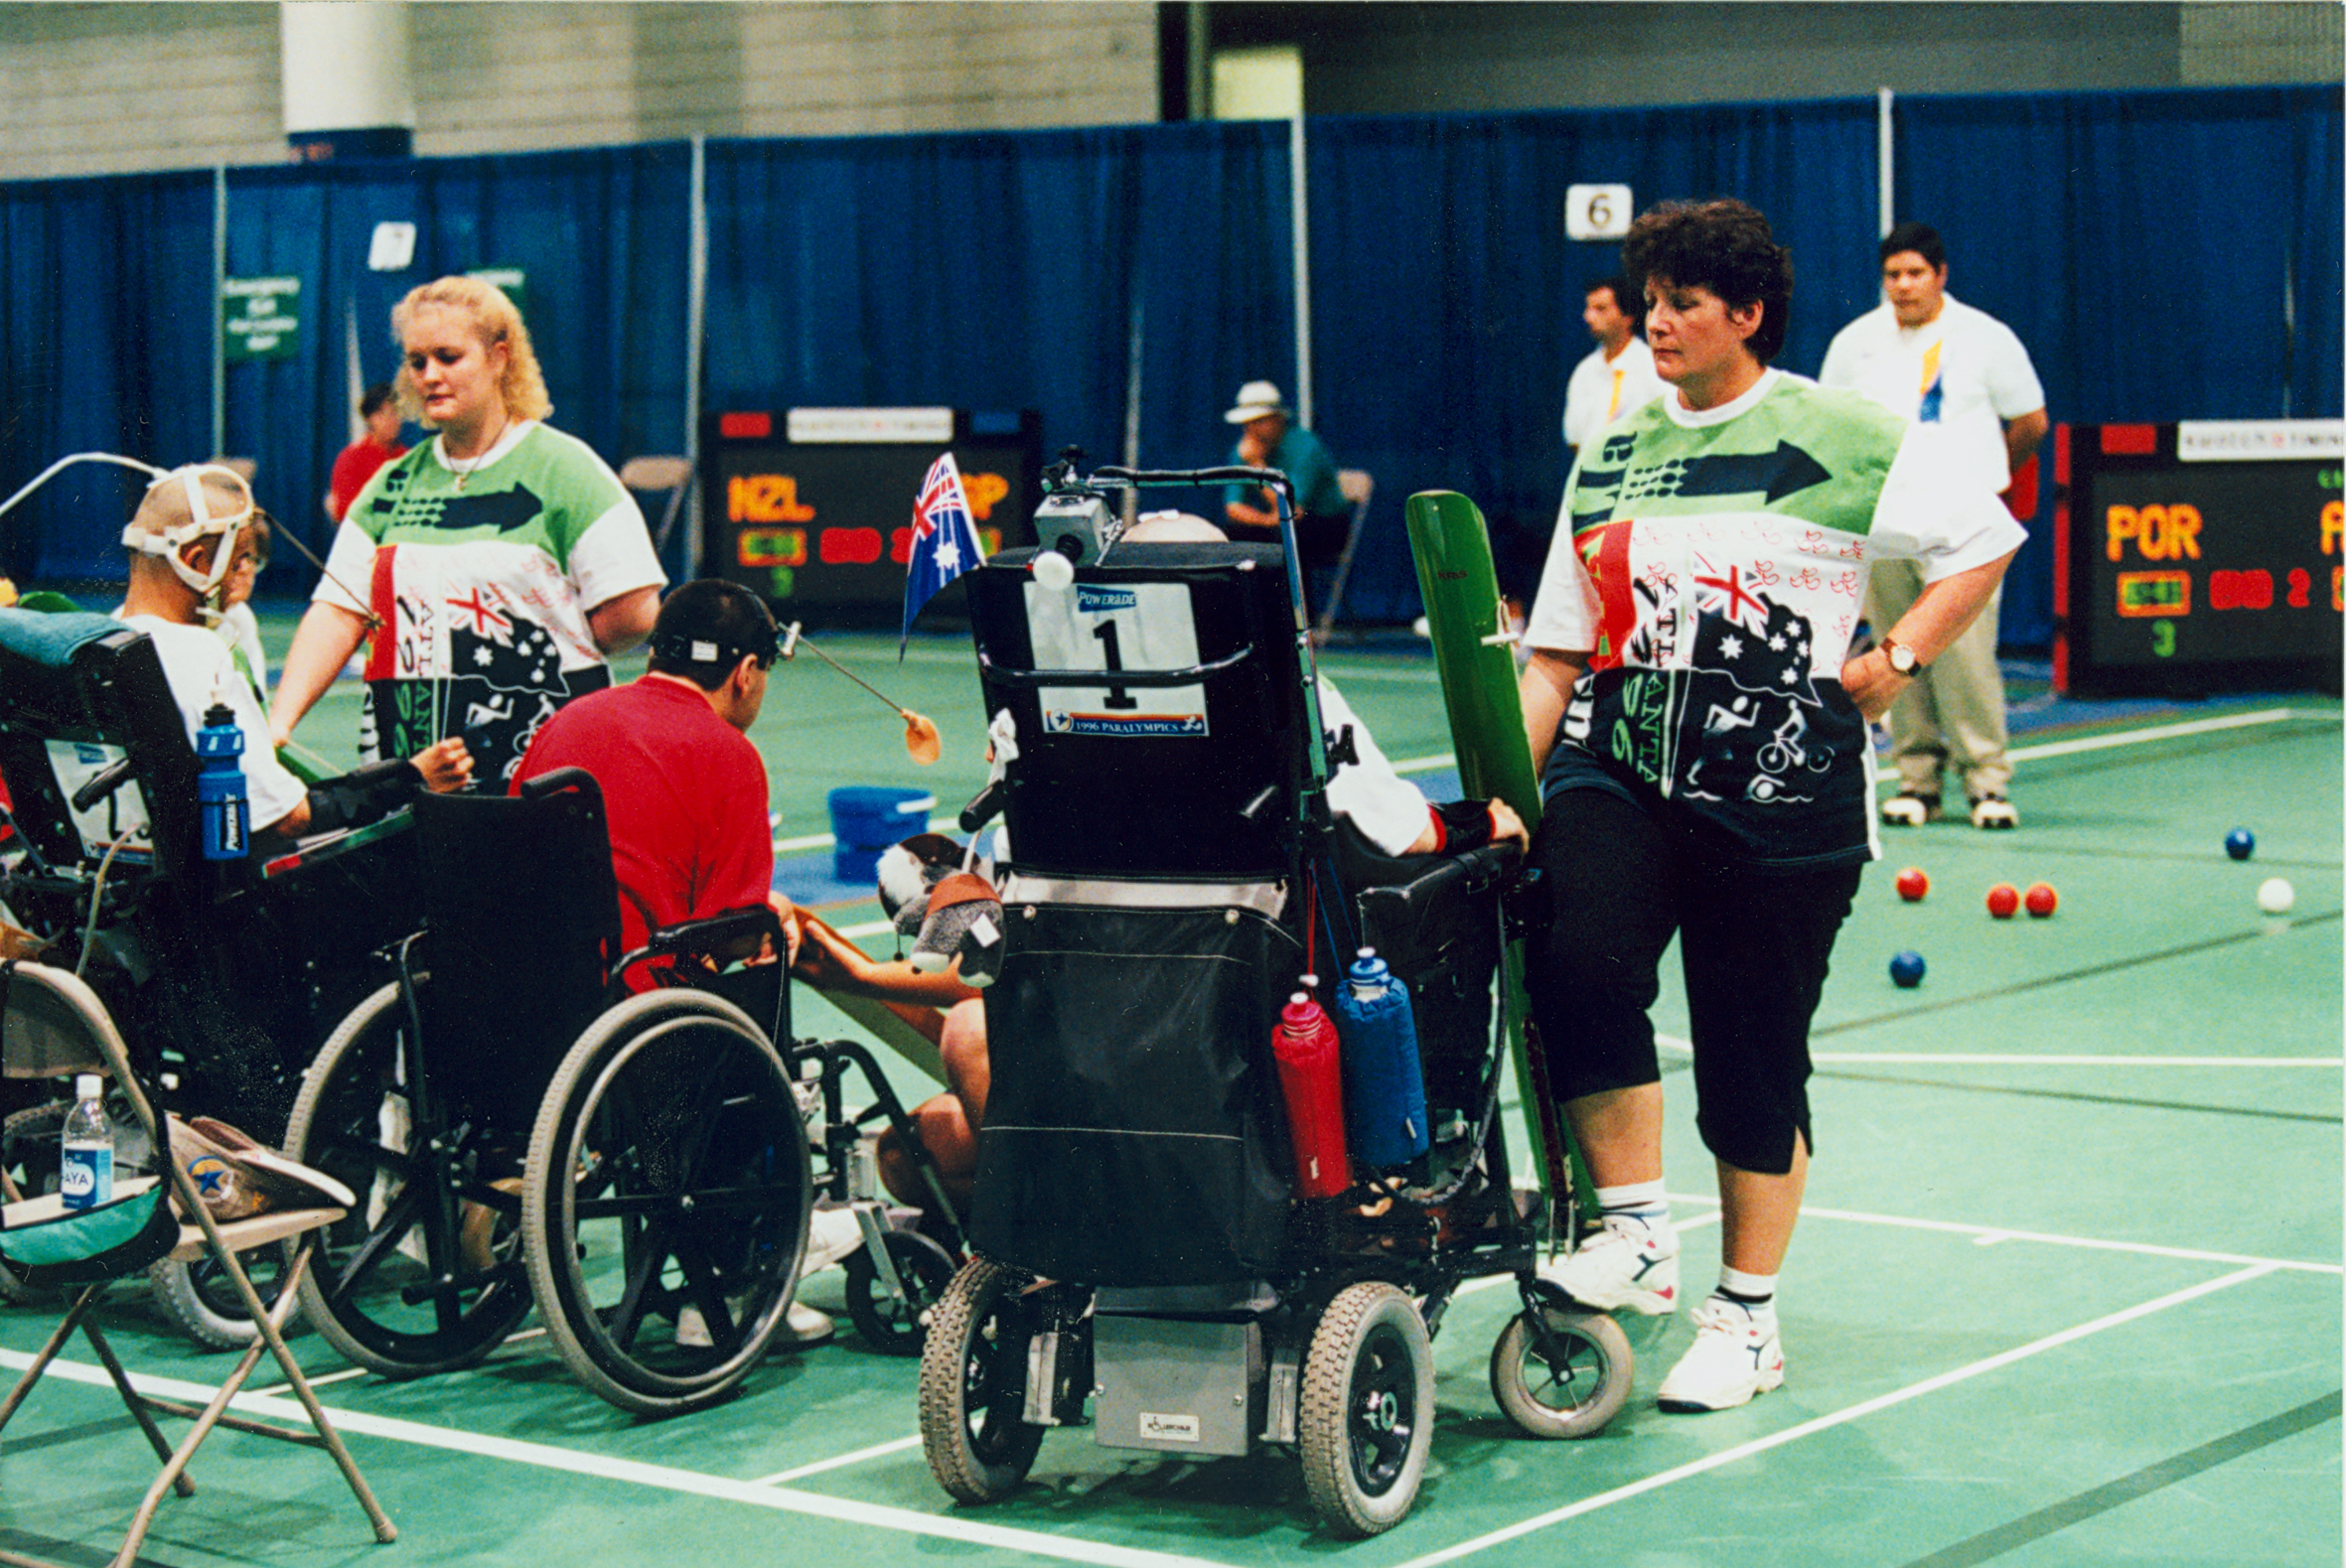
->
xmin=1716 ymin=1131 xmax=1808 ymax=1276
xmin=1562 ymin=1081 xmax=1665 ymax=1186
xmin=1546 ymin=1082 xmax=1678 ymax=1313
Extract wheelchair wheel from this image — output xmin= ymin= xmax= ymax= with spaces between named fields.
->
xmin=1298 ymin=1281 xmax=1435 ymax=1538
xmin=147 ymin=1248 xmax=292 ymax=1351
xmin=920 ymin=1258 xmax=1046 ymax=1502
xmin=522 ymin=989 xmax=809 ymax=1419
xmin=0 ymin=1101 xmax=66 ymax=1303
xmin=286 ymin=978 xmax=533 ymax=1378
xmin=842 ymin=1227 xmax=956 ymax=1355
xmin=1489 ymin=1295 xmax=1633 ymax=1440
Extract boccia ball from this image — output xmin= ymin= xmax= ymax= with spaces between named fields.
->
xmin=2024 ymin=881 xmax=2058 ymax=918
xmin=1889 ymin=950 xmax=1927 ymax=988
xmin=1895 ymin=867 xmax=1930 ymax=902
xmin=2225 ymin=827 xmax=2256 ymax=861
xmin=2257 ymin=877 xmax=2296 ymax=916
xmin=1985 ymin=882 xmax=2020 ymax=920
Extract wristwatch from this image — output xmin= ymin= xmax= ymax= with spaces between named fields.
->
xmin=1881 ymin=637 xmax=1926 ymax=676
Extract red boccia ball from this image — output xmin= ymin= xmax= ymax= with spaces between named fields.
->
xmin=1895 ymin=867 xmax=1930 ymax=902
xmin=1985 ymin=882 xmax=2020 ymax=919
xmin=2024 ymin=882 xmax=2058 ymax=918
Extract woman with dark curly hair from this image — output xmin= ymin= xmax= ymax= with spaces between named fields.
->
xmin=271 ymin=276 xmax=665 ymax=785
xmin=1518 ymin=200 xmax=2022 ymax=1413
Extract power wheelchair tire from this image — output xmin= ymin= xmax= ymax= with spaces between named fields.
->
xmin=1488 ymin=1291 xmax=1633 ymax=1440
xmin=286 ymin=977 xmax=534 ymax=1378
xmin=146 ymin=1249 xmax=293 ymax=1352
xmin=1298 ymin=1281 xmax=1435 ymax=1538
xmin=920 ymin=1258 xmax=1047 ymax=1502
xmin=841 ymin=1227 xmax=956 ymax=1356
xmin=0 ymin=1101 xmax=67 ymax=1303
xmin=521 ymin=989 xmax=809 ymax=1418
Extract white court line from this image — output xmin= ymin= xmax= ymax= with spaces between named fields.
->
xmin=250 ymin=1364 xmax=368 ymax=1399
xmin=1653 ymin=1035 xmax=2339 ymax=1069
xmin=1394 ymin=1262 xmax=2282 ymax=1568
xmin=0 ymin=1350 xmax=1230 ymax=1568
xmin=754 ymin=1434 xmax=925 ymax=1486
xmin=1787 ymin=1203 xmax=2342 ymax=1277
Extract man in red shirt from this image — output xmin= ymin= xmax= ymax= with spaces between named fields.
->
xmin=325 ymin=382 xmax=406 ymax=522
xmin=514 ymin=578 xmax=794 ymax=985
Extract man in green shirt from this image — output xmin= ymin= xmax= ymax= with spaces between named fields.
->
xmin=1222 ymin=379 xmax=1353 ymax=578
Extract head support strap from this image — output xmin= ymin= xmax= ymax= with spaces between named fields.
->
xmin=120 ymin=463 xmax=255 ymax=605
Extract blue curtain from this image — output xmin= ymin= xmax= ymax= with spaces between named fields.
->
xmin=0 ymin=172 xmax=216 ymax=583
xmin=1896 ymin=85 xmax=2344 ymax=648
xmin=1305 ymin=99 xmax=1882 ymax=624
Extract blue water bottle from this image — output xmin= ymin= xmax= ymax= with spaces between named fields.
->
xmin=196 ymin=701 xmax=248 ymax=860
xmin=1333 ymin=947 xmax=1430 ymax=1170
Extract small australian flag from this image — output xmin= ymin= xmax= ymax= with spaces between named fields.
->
xmin=901 ymin=451 xmax=986 ymax=655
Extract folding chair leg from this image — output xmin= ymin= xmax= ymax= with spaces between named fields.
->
xmin=78 ymin=1319 xmax=198 ymax=1494
xmin=245 ymin=1242 xmax=398 ymax=1545
xmin=0 ymin=1282 xmax=98 ymax=1433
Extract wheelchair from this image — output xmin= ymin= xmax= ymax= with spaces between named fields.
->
xmin=0 ymin=607 xmax=425 ymax=1347
xmin=281 ymin=766 xmax=962 ymax=1416
xmin=914 ymin=469 xmax=1632 ymax=1536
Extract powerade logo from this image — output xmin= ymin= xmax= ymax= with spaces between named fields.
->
xmin=1076 ymin=586 xmax=1137 ymax=614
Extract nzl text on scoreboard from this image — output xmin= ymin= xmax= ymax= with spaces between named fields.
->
xmin=700 ymin=407 xmax=1040 ymax=626
xmin=2055 ymin=420 xmax=2343 ymax=697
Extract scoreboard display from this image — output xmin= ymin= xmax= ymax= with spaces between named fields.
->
xmin=2055 ymin=420 xmax=2343 ymax=697
xmin=699 ymin=407 xmax=1040 ymax=628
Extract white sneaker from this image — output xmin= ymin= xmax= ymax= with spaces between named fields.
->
xmin=1656 ymin=1298 xmax=1785 ymax=1411
xmin=783 ymin=1301 xmax=835 ymax=1347
xmin=1542 ymin=1213 xmax=1679 ymax=1315
xmin=1879 ymin=790 xmax=1940 ymax=827
xmin=1970 ymin=793 xmax=2019 ymax=830
xmin=803 ymin=1204 xmax=867 ymax=1275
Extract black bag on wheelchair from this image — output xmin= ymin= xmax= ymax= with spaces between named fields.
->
xmin=970 ymin=898 xmax=1298 ymax=1286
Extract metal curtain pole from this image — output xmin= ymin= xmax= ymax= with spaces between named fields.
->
xmin=213 ymin=166 xmax=227 ymax=459
xmin=1289 ymin=111 xmax=1313 ymax=430
xmin=1877 ymin=87 xmax=1896 ymax=237
xmin=685 ymin=133 xmax=709 ymax=574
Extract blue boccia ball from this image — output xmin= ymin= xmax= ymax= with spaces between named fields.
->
xmin=1889 ymin=950 xmax=1927 ymax=988
xmin=2225 ymin=827 xmax=2256 ymax=861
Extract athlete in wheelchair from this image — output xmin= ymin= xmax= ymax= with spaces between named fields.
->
xmin=278 ymin=587 xmax=964 ymax=1416
xmin=916 ymin=469 xmax=1632 ymax=1536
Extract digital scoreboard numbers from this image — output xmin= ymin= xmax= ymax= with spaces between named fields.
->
xmin=2056 ymin=421 xmax=2343 ymax=697
xmin=700 ymin=408 xmax=1040 ymax=627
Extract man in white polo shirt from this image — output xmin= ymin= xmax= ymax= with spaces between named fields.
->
xmin=1563 ymin=274 xmax=1668 ymax=456
xmin=1821 ymin=222 xmax=2047 ymax=830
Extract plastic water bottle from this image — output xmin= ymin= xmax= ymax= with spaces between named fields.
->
xmin=1334 ymin=947 xmax=1430 ymax=1170
xmin=60 ymin=1074 xmax=113 ymax=1212
xmin=1273 ymin=984 xmax=1350 ymax=1199
xmin=196 ymin=698 xmax=248 ymax=860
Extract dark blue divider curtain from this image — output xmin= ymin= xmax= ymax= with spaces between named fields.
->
xmin=1896 ymin=85 xmax=2344 ymax=648
xmin=223 ymin=144 xmax=695 ymax=590
xmin=0 ymin=172 xmax=216 ymax=583
xmin=1304 ymin=99 xmax=1882 ymax=625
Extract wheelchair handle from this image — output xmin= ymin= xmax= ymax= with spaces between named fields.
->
xmin=975 ymin=643 xmax=1255 ymax=689
xmin=69 ymin=757 xmax=137 ymax=814
xmin=958 ymin=781 xmax=1006 ymax=834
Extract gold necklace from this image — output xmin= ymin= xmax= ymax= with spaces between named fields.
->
xmin=447 ymin=409 xmax=510 ymax=493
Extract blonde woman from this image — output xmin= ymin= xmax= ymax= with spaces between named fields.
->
xmin=271 ymin=276 xmax=664 ymax=784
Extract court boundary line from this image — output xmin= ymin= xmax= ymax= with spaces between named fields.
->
xmin=1392 ymin=1263 xmax=2283 ymax=1568
xmin=1655 ymin=1033 xmax=2340 ymax=1070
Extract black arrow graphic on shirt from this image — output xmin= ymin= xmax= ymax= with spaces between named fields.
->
xmin=1669 ymin=444 xmax=1833 ymax=503
xmin=423 ymin=485 xmax=546 ymax=534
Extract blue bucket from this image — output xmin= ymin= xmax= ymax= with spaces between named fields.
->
xmin=828 ymin=786 xmax=938 ymax=885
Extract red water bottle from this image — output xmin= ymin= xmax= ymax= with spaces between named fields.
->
xmin=1273 ymin=982 xmax=1351 ymax=1199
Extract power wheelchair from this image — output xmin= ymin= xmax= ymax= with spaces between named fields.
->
xmin=0 ymin=607 xmax=424 ymax=1347
xmin=280 ymin=766 xmax=963 ymax=1415
xmin=915 ymin=470 xmax=1632 ymax=1537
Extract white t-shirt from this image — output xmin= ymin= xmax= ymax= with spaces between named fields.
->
xmin=217 ymin=602 xmax=268 ymax=700
xmin=1318 ymin=675 xmax=1430 ymax=857
xmin=1818 ymin=293 xmax=2044 ymax=494
xmin=1563 ymin=336 xmax=1668 ymax=451
xmin=120 ymin=615 xmax=308 ymax=833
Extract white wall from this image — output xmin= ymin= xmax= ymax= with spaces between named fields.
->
xmin=0 ymin=2 xmax=1160 ymax=183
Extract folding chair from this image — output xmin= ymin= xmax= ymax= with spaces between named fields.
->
xmin=0 ymin=960 xmax=396 ymax=1568
xmin=1313 ymin=468 xmax=1375 ymax=642
xmin=619 ymin=455 xmax=694 ymax=554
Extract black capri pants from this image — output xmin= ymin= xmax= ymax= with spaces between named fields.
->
xmin=1522 ymin=787 xmax=1861 ymax=1177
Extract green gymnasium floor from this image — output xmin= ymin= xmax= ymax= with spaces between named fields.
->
xmin=4 ymin=619 xmax=2337 ymax=1568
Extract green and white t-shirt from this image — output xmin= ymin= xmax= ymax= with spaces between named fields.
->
xmin=1525 ymin=370 xmax=2024 ymax=868
xmin=317 ymin=421 xmax=665 ymax=784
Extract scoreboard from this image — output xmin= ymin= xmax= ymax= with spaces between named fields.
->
xmin=699 ymin=407 xmax=1040 ymax=628
xmin=2055 ymin=420 xmax=2343 ymax=697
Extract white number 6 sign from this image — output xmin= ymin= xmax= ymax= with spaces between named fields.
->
xmin=1565 ymin=184 xmax=1633 ymax=241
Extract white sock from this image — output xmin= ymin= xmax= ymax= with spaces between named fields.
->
xmin=1593 ymin=1180 xmax=1673 ymax=1238
xmin=1714 ymin=1266 xmax=1778 ymax=1328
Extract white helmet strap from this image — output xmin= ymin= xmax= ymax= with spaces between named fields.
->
xmin=120 ymin=463 xmax=254 ymax=606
